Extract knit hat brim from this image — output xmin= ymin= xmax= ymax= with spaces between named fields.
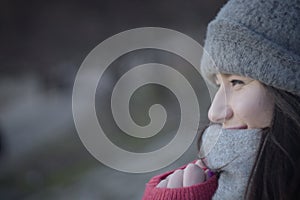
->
xmin=201 ymin=19 xmax=300 ymax=96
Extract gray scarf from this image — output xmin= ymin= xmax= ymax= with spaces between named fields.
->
xmin=198 ymin=124 xmax=262 ymax=200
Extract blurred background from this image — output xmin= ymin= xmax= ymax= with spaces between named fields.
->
xmin=0 ymin=0 xmax=227 ymax=199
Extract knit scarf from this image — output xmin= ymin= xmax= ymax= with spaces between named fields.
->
xmin=198 ymin=124 xmax=262 ymax=200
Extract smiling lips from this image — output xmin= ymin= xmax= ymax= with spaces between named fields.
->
xmin=225 ymin=125 xmax=248 ymax=129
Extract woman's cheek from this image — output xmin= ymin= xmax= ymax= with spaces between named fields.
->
xmin=234 ymin=100 xmax=257 ymax=124
xmin=234 ymin=90 xmax=273 ymax=128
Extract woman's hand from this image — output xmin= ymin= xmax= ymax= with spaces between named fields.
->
xmin=156 ymin=160 xmax=209 ymax=188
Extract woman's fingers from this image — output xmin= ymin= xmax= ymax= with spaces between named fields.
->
xmin=183 ymin=163 xmax=206 ymax=187
xmin=195 ymin=159 xmax=206 ymax=169
xmin=156 ymin=179 xmax=168 ymax=188
xmin=167 ymin=169 xmax=184 ymax=188
xmin=155 ymin=162 xmax=208 ymax=188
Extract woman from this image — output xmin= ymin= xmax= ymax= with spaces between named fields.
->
xmin=142 ymin=0 xmax=300 ymax=199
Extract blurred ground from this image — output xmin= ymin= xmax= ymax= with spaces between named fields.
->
xmin=0 ymin=0 xmax=226 ymax=199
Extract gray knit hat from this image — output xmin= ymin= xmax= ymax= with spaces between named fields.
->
xmin=201 ymin=0 xmax=300 ymax=96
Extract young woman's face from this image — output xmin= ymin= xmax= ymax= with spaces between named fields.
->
xmin=208 ymin=74 xmax=274 ymax=129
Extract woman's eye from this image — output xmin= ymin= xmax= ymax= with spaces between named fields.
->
xmin=230 ymin=79 xmax=245 ymax=87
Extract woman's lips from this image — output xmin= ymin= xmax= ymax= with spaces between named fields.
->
xmin=225 ymin=125 xmax=248 ymax=129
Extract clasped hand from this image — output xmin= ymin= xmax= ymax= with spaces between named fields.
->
xmin=156 ymin=160 xmax=212 ymax=188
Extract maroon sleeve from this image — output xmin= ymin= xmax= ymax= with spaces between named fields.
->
xmin=142 ymin=162 xmax=218 ymax=200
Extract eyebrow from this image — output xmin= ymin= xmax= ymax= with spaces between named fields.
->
xmin=220 ymin=74 xmax=248 ymax=79
xmin=221 ymin=74 xmax=232 ymax=78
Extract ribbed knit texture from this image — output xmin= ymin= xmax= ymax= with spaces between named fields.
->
xmin=201 ymin=0 xmax=300 ymax=96
xmin=142 ymin=162 xmax=218 ymax=200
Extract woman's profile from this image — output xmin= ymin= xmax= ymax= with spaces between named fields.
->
xmin=142 ymin=0 xmax=300 ymax=199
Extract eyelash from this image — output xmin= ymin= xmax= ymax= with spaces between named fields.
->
xmin=230 ymin=79 xmax=245 ymax=86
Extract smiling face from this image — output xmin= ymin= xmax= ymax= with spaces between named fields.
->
xmin=208 ymin=74 xmax=274 ymax=129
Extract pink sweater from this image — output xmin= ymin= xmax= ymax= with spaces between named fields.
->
xmin=142 ymin=162 xmax=218 ymax=200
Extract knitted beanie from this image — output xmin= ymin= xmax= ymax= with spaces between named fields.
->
xmin=201 ymin=0 xmax=300 ymax=96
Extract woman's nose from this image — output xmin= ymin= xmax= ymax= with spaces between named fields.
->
xmin=208 ymin=87 xmax=233 ymax=123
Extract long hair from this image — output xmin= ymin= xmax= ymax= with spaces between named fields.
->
xmin=245 ymin=87 xmax=300 ymax=200
xmin=197 ymin=86 xmax=300 ymax=200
